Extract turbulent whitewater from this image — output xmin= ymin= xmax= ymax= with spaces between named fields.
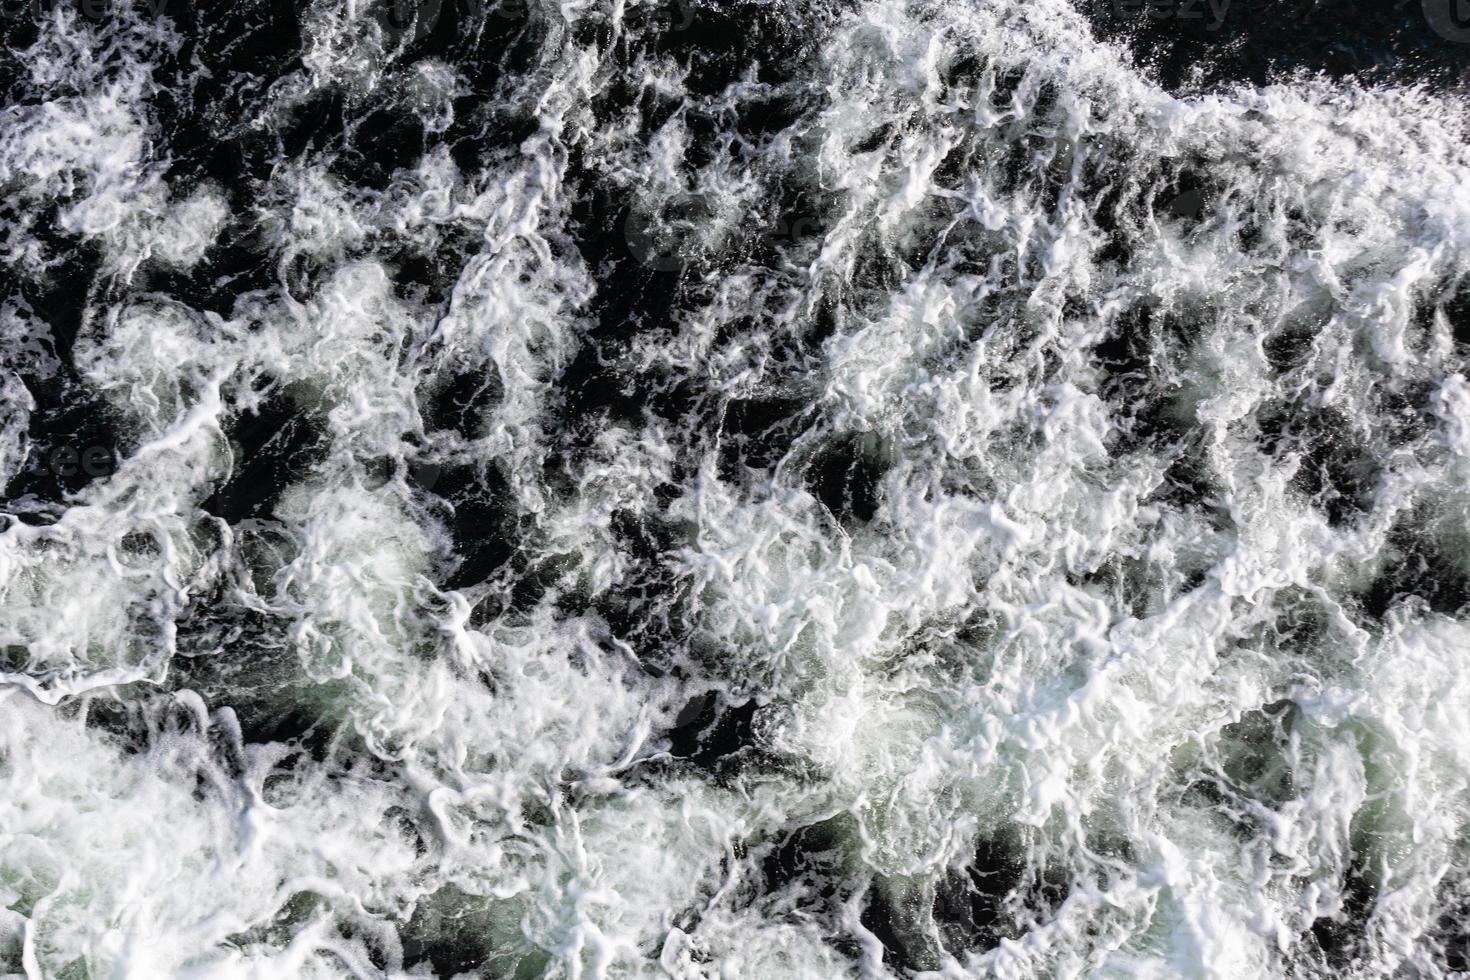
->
xmin=2 ymin=0 xmax=1470 ymax=976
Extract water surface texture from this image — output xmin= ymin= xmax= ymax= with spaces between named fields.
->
xmin=3 ymin=0 xmax=1470 ymax=976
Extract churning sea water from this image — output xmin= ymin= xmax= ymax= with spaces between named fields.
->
xmin=2 ymin=0 xmax=1470 ymax=976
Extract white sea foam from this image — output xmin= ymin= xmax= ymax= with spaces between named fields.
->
xmin=2 ymin=0 xmax=1470 ymax=976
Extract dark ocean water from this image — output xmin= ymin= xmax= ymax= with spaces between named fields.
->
xmin=2 ymin=0 xmax=1470 ymax=977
